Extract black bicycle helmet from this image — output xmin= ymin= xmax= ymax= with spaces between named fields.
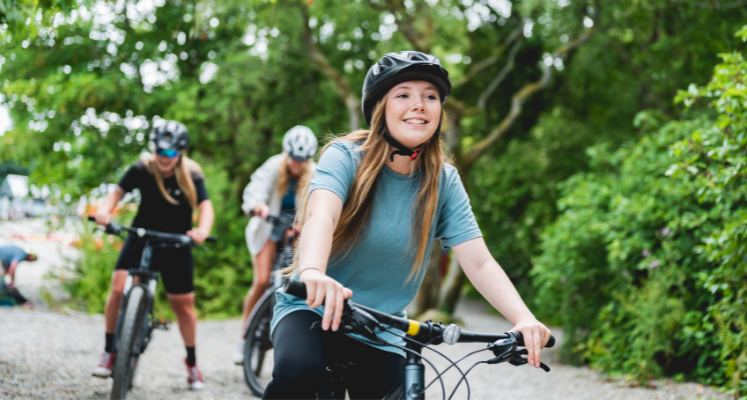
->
xmin=151 ymin=120 xmax=190 ymax=151
xmin=362 ymin=51 xmax=451 ymax=127
xmin=362 ymin=51 xmax=451 ymax=161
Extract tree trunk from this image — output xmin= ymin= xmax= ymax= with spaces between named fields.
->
xmin=437 ymin=253 xmax=467 ymax=314
xmin=412 ymin=240 xmax=442 ymax=317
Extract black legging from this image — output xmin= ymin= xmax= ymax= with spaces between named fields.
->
xmin=263 ymin=310 xmax=405 ymax=400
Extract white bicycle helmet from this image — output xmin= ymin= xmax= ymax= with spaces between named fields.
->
xmin=282 ymin=125 xmax=318 ymax=161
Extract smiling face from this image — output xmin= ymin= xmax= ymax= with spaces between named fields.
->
xmin=384 ymin=80 xmax=442 ymax=149
xmin=154 ymin=150 xmax=181 ymax=175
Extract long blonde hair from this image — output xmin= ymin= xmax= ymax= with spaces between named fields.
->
xmin=276 ymin=153 xmax=313 ymax=198
xmin=288 ymin=97 xmax=450 ymax=281
xmin=144 ymin=154 xmax=202 ymax=210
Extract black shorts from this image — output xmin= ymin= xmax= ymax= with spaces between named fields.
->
xmin=115 ymin=237 xmax=194 ymax=294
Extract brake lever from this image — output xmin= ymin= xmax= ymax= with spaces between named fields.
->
xmin=506 ymin=349 xmax=551 ymax=372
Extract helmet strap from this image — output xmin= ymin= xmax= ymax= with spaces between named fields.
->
xmin=381 ymin=129 xmax=427 ymax=162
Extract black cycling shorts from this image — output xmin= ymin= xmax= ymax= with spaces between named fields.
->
xmin=114 ymin=237 xmax=194 ymax=295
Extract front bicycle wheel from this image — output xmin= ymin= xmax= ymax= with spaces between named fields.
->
xmin=243 ymin=293 xmax=275 ymax=398
xmin=111 ymin=285 xmax=147 ymax=400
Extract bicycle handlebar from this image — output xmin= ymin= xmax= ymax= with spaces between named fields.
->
xmin=283 ymin=280 xmax=555 ymax=348
xmin=86 ymin=216 xmax=217 ymax=244
xmin=248 ymin=210 xmax=294 ymax=227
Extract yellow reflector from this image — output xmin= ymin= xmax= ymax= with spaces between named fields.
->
xmin=406 ymin=320 xmax=420 ymax=336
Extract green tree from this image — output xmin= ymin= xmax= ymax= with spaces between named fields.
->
xmin=1 ymin=0 xmax=746 ymax=323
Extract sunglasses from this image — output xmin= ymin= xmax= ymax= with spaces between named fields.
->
xmin=156 ymin=148 xmax=180 ymax=159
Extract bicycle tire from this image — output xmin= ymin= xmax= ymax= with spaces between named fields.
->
xmin=111 ymin=285 xmax=147 ymax=400
xmin=243 ymin=292 xmax=275 ymax=397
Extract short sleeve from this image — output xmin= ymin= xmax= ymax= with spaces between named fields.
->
xmin=309 ymin=142 xmax=359 ymax=204
xmin=118 ymin=163 xmax=144 ymax=193
xmin=435 ymin=168 xmax=482 ymax=248
xmin=194 ymin=178 xmax=209 ymax=204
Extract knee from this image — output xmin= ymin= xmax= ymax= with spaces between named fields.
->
xmin=109 ymin=286 xmax=124 ymax=299
xmin=110 ymin=272 xmax=128 ymax=298
xmin=173 ymin=305 xmax=196 ymax=321
xmin=169 ymin=295 xmax=195 ymax=317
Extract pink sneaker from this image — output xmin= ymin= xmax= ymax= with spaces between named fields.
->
xmin=185 ymin=358 xmax=204 ymax=390
xmin=92 ymin=352 xmax=116 ymax=378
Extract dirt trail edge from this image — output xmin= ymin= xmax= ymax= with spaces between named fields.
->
xmin=0 ymin=298 xmax=729 ymax=400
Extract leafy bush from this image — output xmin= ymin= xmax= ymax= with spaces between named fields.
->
xmin=533 ymin=28 xmax=747 ymax=396
xmin=670 ymin=35 xmax=747 ymax=396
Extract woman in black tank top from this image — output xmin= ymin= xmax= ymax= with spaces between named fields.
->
xmin=91 ymin=121 xmax=214 ymax=390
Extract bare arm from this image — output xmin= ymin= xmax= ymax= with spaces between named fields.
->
xmin=296 ymin=189 xmax=352 ymax=331
xmin=94 ymin=186 xmax=126 ymax=226
xmin=187 ymin=200 xmax=214 ymax=244
xmin=452 ymin=237 xmax=552 ymax=369
xmin=7 ymin=259 xmax=19 ymax=285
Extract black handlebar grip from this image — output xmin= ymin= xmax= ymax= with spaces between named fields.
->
xmin=87 ymin=216 xmax=96 ymax=222
xmin=284 ymin=280 xmax=308 ymax=300
xmin=512 ymin=332 xmax=556 ymax=348
xmin=205 ymin=236 xmax=218 ymax=243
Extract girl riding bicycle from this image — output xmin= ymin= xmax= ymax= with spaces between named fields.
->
xmin=234 ymin=126 xmax=317 ymax=364
xmin=264 ymin=51 xmax=552 ymax=399
xmin=92 ymin=121 xmax=214 ymax=390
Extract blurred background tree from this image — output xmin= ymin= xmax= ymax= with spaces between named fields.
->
xmin=1 ymin=0 xmax=747 ymax=393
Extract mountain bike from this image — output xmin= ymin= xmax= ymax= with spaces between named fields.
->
xmin=86 ymin=216 xmax=216 ymax=400
xmin=283 ymin=280 xmax=556 ymax=400
xmin=242 ymin=212 xmax=297 ymax=397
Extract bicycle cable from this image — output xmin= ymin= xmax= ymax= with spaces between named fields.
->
xmin=421 ymin=348 xmax=491 ymax=393
xmin=381 ymin=325 xmax=472 ymax=400
xmin=371 ymin=337 xmax=447 ymax=400
xmin=448 ymin=361 xmax=489 ymax=400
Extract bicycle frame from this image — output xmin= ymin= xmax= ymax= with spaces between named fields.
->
xmin=113 ymin=239 xmax=159 ymax=357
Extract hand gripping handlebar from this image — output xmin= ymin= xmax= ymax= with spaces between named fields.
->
xmin=283 ymin=280 xmax=555 ymax=349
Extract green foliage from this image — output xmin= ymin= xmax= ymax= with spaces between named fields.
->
xmin=190 ymin=157 xmax=253 ymax=318
xmin=471 ymin=106 xmax=596 ymax=296
xmin=534 ymin=34 xmax=747 ymax=395
xmin=0 ymin=0 xmax=77 ymax=37
xmin=63 ymin=219 xmax=133 ymax=315
xmin=670 ymin=45 xmax=747 ymax=397
xmin=468 ymin=0 xmax=747 ymax=301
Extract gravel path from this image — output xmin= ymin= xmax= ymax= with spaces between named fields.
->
xmin=0 ymin=301 xmax=729 ymax=400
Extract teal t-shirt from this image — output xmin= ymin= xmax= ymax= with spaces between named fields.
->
xmin=271 ymin=141 xmax=482 ymax=357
